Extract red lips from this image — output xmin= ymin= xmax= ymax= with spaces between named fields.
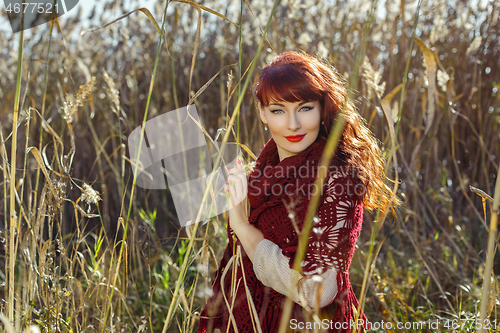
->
xmin=285 ymin=134 xmax=306 ymax=142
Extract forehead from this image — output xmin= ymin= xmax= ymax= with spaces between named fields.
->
xmin=265 ymin=92 xmax=314 ymax=105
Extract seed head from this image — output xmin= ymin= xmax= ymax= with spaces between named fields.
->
xmin=81 ymin=183 xmax=101 ymax=205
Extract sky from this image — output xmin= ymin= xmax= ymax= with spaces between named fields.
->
xmin=1 ymin=0 xmax=395 ymax=37
xmin=1 ymin=0 xmax=491 ymax=45
xmin=1 ymin=0 xmax=158 ymax=38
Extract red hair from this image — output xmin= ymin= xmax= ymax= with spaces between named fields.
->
xmin=253 ymin=50 xmax=400 ymax=214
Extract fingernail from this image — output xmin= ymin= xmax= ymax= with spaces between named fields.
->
xmin=237 ymin=158 xmax=242 ymax=165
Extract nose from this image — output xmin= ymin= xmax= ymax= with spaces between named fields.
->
xmin=287 ymin=112 xmax=301 ymax=131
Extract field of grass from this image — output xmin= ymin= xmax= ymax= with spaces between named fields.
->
xmin=0 ymin=0 xmax=499 ymax=332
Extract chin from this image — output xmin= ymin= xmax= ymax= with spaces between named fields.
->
xmin=279 ymin=138 xmax=316 ymax=155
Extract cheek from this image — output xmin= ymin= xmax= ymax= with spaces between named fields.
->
xmin=301 ymin=111 xmax=321 ymax=130
xmin=268 ymin=121 xmax=282 ymax=133
xmin=269 ymin=117 xmax=287 ymax=130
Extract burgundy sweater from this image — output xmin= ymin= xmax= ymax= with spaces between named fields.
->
xmin=198 ymin=136 xmax=367 ymax=332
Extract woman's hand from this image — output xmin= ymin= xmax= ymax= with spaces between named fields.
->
xmin=225 ymin=158 xmax=250 ymax=230
xmin=225 ymin=159 xmax=264 ymax=261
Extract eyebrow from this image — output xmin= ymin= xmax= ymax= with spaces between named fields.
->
xmin=268 ymin=101 xmax=311 ymax=107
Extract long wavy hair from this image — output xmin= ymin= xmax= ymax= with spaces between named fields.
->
xmin=253 ymin=50 xmax=400 ymax=215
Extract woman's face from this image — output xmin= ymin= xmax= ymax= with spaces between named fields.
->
xmin=259 ymin=99 xmax=322 ymax=161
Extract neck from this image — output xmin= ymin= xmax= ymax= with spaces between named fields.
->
xmin=277 ymin=145 xmax=296 ymax=161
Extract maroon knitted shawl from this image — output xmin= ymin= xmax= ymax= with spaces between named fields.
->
xmin=198 ymin=136 xmax=367 ymax=333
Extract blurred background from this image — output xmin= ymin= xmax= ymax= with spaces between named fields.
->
xmin=0 ymin=0 xmax=499 ymax=332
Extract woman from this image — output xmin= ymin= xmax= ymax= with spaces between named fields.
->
xmin=198 ymin=50 xmax=398 ymax=332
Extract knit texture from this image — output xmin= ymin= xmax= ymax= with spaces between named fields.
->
xmin=198 ymin=136 xmax=367 ymax=333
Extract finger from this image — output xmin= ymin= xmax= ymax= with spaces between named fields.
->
xmin=228 ymin=166 xmax=247 ymax=187
xmin=227 ymin=185 xmax=237 ymax=208
xmin=228 ymin=158 xmax=244 ymax=173
xmin=227 ymin=175 xmax=244 ymax=200
xmin=228 ymin=171 xmax=247 ymax=188
xmin=226 ymin=174 xmax=242 ymax=185
xmin=226 ymin=176 xmax=246 ymax=207
xmin=228 ymin=167 xmax=244 ymax=176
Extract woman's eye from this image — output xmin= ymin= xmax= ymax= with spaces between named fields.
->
xmin=270 ymin=106 xmax=312 ymax=113
xmin=270 ymin=109 xmax=284 ymax=114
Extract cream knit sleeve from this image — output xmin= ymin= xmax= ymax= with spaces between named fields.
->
xmin=252 ymin=238 xmax=338 ymax=309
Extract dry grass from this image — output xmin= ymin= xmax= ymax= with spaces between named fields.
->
xmin=0 ymin=0 xmax=499 ymax=332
